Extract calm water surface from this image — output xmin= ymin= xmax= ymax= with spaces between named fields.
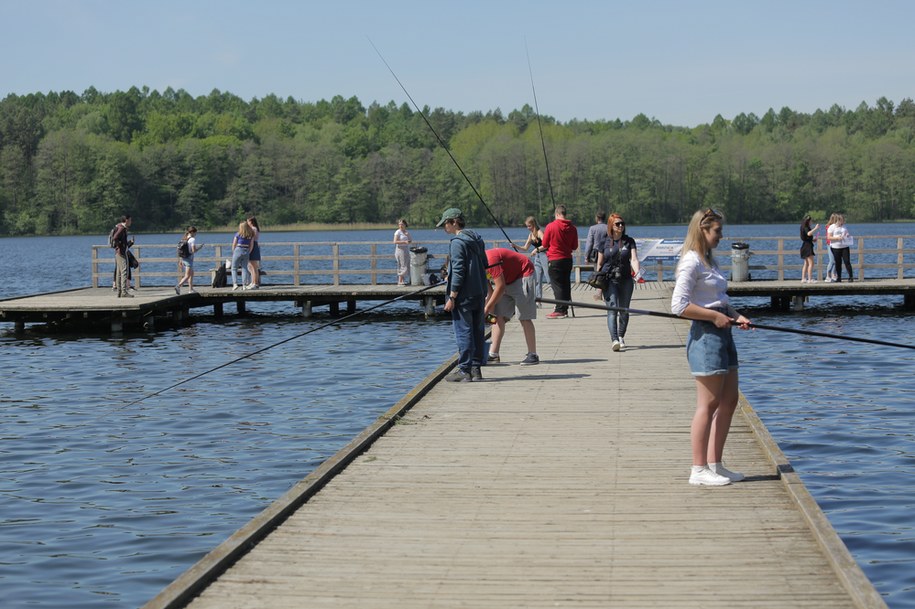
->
xmin=1 ymin=225 xmax=913 ymax=608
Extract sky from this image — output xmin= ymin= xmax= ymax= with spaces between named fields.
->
xmin=2 ymin=0 xmax=914 ymax=127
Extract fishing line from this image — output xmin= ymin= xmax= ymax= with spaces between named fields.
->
xmin=538 ymin=297 xmax=915 ymax=351
xmin=368 ymin=38 xmax=516 ymax=248
xmin=525 ymin=41 xmax=556 ymax=209
xmin=121 ymin=282 xmax=447 ymax=409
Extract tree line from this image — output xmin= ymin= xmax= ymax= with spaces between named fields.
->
xmin=1 ymin=86 xmax=914 ymax=236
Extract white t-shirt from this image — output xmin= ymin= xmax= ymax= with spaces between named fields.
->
xmin=186 ymin=236 xmax=197 ymax=260
xmin=394 ymin=229 xmax=410 ymax=250
xmin=828 ymin=225 xmax=851 ymax=248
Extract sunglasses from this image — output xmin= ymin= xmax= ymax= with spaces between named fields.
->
xmin=613 ymin=221 xmax=625 ymax=227
xmin=703 ymin=208 xmax=723 ymax=220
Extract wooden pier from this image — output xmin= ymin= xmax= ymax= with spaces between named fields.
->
xmin=0 ymin=284 xmax=446 ymax=333
xmin=142 ymin=283 xmax=886 ymax=609
xmin=3 ymin=277 xmax=914 ymax=334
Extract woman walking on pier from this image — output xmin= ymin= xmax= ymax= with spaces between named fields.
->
xmin=671 ymin=209 xmax=752 ymax=486
xmin=596 ymin=213 xmax=640 ymax=352
xmin=512 ymin=216 xmax=546 ymax=300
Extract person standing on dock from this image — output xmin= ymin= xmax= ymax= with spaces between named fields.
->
xmin=596 ymin=214 xmax=640 ymax=352
xmin=230 ymin=221 xmax=255 ymax=290
xmin=584 ymin=211 xmax=608 ymax=268
xmin=393 ymin=219 xmax=412 ymax=285
xmin=539 ymin=205 xmax=578 ymax=319
xmin=111 ymin=215 xmax=133 ymax=298
xmin=438 ymin=208 xmax=488 ymax=382
xmin=671 ymin=209 xmax=752 ymax=487
xmin=483 ymin=248 xmax=539 ymax=365
xmin=246 ymin=216 xmax=261 ymax=289
xmin=828 ymin=213 xmax=854 ymax=283
xmin=511 ymin=216 xmax=546 ymax=300
xmin=799 ymin=215 xmax=819 ymax=283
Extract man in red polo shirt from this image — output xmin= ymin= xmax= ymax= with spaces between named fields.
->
xmin=484 ymin=248 xmax=539 ymax=365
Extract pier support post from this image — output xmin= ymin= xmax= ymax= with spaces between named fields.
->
xmin=423 ymin=296 xmax=436 ymax=318
xmin=347 ymin=299 xmax=356 ymax=315
xmin=236 ymin=300 xmax=246 ymax=315
xmin=790 ymin=295 xmax=806 ymax=312
xmin=301 ymin=301 xmax=313 ymax=318
xmin=14 ymin=319 xmax=25 ymax=335
xmin=329 ymin=301 xmax=340 ymax=316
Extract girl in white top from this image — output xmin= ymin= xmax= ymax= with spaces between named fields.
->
xmin=393 ymin=219 xmax=411 ymax=285
xmin=827 ymin=213 xmax=854 ymax=282
xmin=671 ymin=209 xmax=751 ymax=487
xmin=175 ymin=226 xmax=204 ymax=294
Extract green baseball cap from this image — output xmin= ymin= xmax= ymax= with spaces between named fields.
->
xmin=436 ymin=207 xmax=463 ymax=227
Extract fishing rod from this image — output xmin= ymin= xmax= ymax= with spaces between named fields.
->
xmin=525 ymin=42 xmax=556 ymax=209
xmin=538 ymin=297 xmax=915 ymax=351
xmin=123 ymin=281 xmax=448 ymax=408
xmin=368 ymin=38 xmax=516 ymax=248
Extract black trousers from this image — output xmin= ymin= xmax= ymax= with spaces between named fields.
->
xmin=548 ymin=257 xmax=573 ymax=312
xmin=831 ymin=247 xmax=853 ymax=281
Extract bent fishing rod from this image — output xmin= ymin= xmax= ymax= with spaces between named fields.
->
xmin=525 ymin=42 xmax=556 ymax=209
xmin=368 ymin=38 xmax=517 ymax=248
xmin=538 ymin=297 xmax=915 ymax=351
xmin=123 ymin=281 xmax=448 ymax=408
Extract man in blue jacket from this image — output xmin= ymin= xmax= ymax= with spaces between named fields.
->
xmin=438 ymin=207 xmax=488 ymax=382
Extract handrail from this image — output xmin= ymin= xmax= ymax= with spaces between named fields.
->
xmin=90 ymin=236 xmax=915 ymax=287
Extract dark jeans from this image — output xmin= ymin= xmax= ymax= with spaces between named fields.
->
xmin=603 ymin=278 xmax=634 ymax=341
xmin=547 ymin=257 xmax=573 ymax=313
xmin=831 ymin=247 xmax=853 ymax=281
xmin=451 ymin=303 xmax=485 ymax=372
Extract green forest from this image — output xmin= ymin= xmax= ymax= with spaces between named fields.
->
xmin=1 ymin=86 xmax=914 ymax=236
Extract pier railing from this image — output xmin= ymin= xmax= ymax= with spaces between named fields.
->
xmin=90 ymin=235 xmax=915 ymax=288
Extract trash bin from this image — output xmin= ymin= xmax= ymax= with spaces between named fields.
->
xmin=409 ymin=246 xmax=428 ymax=286
xmin=730 ymin=242 xmax=750 ymax=282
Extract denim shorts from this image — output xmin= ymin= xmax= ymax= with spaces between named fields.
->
xmin=180 ymin=258 xmax=193 ymax=271
xmin=686 ymin=320 xmax=738 ymax=376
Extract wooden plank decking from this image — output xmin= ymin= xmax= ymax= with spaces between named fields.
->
xmin=143 ymin=283 xmax=886 ymax=609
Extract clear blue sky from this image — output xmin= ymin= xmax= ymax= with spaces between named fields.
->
xmin=2 ymin=0 xmax=913 ymax=127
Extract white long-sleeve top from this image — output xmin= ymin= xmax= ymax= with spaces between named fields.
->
xmin=671 ymin=250 xmax=737 ymax=318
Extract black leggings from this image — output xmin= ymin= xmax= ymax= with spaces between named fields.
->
xmin=831 ymin=247 xmax=853 ymax=281
xmin=547 ymin=258 xmax=573 ymax=312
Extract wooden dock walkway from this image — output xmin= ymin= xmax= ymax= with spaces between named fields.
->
xmin=143 ymin=283 xmax=886 ymax=609
xmin=3 ymin=277 xmax=914 ymax=334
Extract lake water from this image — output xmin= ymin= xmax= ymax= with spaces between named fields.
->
xmin=1 ymin=223 xmax=913 ymax=608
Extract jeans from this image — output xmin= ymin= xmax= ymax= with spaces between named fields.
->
xmin=825 ymin=252 xmax=836 ymax=278
xmin=451 ymin=304 xmax=485 ymax=373
xmin=547 ymin=257 xmax=573 ymax=313
xmin=232 ymin=247 xmax=251 ymax=286
xmin=603 ymin=278 xmax=634 ymax=341
xmin=532 ymin=252 xmax=547 ymax=299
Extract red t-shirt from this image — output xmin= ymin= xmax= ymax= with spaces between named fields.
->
xmin=486 ymin=248 xmax=534 ymax=284
xmin=541 ymin=218 xmax=578 ymax=260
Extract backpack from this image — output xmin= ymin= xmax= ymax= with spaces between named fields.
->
xmin=177 ymin=239 xmax=191 ymax=258
xmin=212 ymin=263 xmax=228 ymax=288
xmin=108 ymin=225 xmax=119 ymax=248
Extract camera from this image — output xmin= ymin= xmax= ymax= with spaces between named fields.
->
xmin=609 ymin=267 xmax=623 ymax=282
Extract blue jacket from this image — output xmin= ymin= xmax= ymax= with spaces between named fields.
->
xmin=447 ymin=229 xmax=488 ymax=307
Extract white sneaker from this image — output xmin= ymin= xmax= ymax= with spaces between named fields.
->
xmin=232 ymin=285 xmax=239 ymax=291
xmin=709 ymin=462 xmax=745 ymax=482
xmin=689 ymin=466 xmax=731 ymax=486
xmin=246 ymin=284 xmax=259 ymax=290
xmin=612 ymin=340 xmax=621 ymax=352
xmin=619 ymin=338 xmax=626 ymax=350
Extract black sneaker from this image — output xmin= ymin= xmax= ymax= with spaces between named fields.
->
xmin=487 ymin=353 xmax=500 ymax=362
xmin=470 ymin=366 xmax=483 ymax=381
xmin=520 ymin=353 xmax=540 ymax=365
xmin=445 ymin=370 xmax=472 ymax=383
